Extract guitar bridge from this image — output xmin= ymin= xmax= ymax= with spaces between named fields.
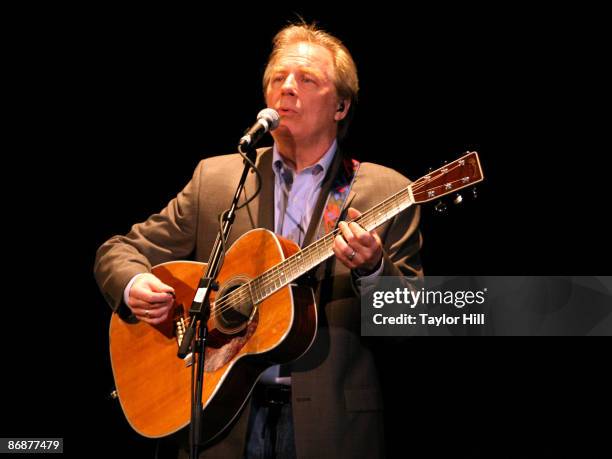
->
xmin=174 ymin=305 xmax=194 ymax=367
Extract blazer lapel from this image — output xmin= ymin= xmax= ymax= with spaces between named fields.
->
xmin=244 ymin=147 xmax=275 ymax=231
xmin=301 ymin=150 xmax=345 ymax=248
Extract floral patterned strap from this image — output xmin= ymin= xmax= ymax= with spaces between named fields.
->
xmin=316 ymin=157 xmax=360 ymax=239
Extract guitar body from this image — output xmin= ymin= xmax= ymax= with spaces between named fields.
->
xmin=109 ymin=228 xmax=317 ymax=442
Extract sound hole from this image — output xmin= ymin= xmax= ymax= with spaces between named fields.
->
xmin=214 ymin=278 xmax=255 ymax=335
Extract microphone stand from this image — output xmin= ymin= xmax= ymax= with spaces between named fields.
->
xmin=177 ymin=144 xmax=259 ymax=459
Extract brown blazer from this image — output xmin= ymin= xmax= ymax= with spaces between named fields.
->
xmin=95 ymin=147 xmax=422 ymax=458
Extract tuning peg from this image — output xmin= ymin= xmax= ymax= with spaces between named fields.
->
xmin=472 ymin=187 xmax=478 ymax=199
xmin=453 ymin=193 xmax=463 ymax=205
xmin=434 ymin=201 xmax=448 ymax=213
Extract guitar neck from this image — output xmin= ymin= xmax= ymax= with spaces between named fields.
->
xmin=247 ymin=187 xmax=414 ymax=304
xmin=234 ymin=151 xmax=483 ymax=306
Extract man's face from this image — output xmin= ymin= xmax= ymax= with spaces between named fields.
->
xmin=265 ymin=41 xmax=344 ymax=145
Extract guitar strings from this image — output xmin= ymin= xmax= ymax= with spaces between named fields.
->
xmin=204 ymin=160 xmax=474 ymax=319
xmin=207 ymin=161 xmax=472 ymax=319
xmin=207 ymin=188 xmax=409 ymax=319
xmin=207 ymin=160 xmax=471 ymax=319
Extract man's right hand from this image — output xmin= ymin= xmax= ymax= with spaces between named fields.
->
xmin=127 ymin=273 xmax=175 ymax=325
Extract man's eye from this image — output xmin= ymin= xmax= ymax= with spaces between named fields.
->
xmin=302 ymin=76 xmax=315 ymax=83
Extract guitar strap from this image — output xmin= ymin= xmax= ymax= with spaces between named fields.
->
xmin=314 ymin=156 xmax=360 ymax=239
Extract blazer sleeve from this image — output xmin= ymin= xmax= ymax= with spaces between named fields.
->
xmin=380 ymin=203 xmax=423 ymax=279
xmin=356 ymin=163 xmax=424 ymax=281
xmin=94 ymin=160 xmax=204 ymax=311
xmin=348 ymin=164 xmax=423 ymax=296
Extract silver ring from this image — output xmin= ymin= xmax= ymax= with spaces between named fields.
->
xmin=145 ymin=309 xmax=150 ymax=318
xmin=348 ymin=249 xmax=356 ymax=261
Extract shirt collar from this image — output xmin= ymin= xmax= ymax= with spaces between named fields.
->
xmin=272 ymin=139 xmax=338 ymax=180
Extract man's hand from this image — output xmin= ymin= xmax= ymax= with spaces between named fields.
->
xmin=333 ymin=207 xmax=383 ymax=273
xmin=127 ymin=273 xmax=175 ymax=325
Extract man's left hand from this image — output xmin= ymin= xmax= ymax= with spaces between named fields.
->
xmin=333 ymin=207 xmax=383 ymax=272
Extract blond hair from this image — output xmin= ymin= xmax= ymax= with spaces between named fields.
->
xmin=263 ymin=23 xmax=359 ymax=139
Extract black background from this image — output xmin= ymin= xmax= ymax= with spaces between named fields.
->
xmin=3 ymin=4 xmax=610 ymax=458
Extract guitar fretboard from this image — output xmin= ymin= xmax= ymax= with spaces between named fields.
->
xmin=227 ymin=186 xmax=414 ymax=306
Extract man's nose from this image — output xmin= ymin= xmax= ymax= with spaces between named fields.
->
xmin=281 ymin=74 xmax=297 ymax=95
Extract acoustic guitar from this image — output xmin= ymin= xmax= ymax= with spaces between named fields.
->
xmin=109 ymin=151 xmax=484 ymax=442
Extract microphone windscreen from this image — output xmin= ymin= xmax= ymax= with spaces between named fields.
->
xmin=257 ymin=108 xmax=280 ymax=131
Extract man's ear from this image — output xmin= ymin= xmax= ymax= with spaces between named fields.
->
xmin=334 ymin=99 xmax=350 ymax=121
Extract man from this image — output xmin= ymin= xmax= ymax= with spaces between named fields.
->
xmin=95 ymin=22 xmax=422 ymax=458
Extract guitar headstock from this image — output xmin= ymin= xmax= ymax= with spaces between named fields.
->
xmin=410 ymin=151 xmax=484 ymax=204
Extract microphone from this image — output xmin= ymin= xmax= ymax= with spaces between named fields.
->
xmin=239 ymin=108 xmax=280 ymax=150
